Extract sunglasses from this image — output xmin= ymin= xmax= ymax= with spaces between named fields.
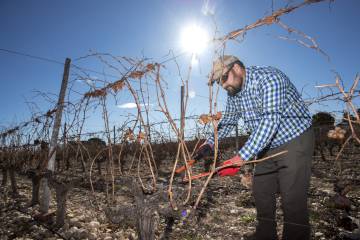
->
xmin=218 ymin=62 xmax=236 ymax=85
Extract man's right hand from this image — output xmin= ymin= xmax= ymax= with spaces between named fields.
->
xmin=193 ymin=143 xmax=213 ymax=161
xmin=175 ymin=143 xmax=213 ymax=174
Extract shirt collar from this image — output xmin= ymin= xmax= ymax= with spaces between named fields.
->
xmin=243 ymin=67 xmax=250 ymax=91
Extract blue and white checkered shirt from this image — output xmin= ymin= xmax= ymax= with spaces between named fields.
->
xmin=207 ymin=66 xmax=312 ymax=161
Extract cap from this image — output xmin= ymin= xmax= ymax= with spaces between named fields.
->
xmin=210 ymin=55 xmax=240 ymax=85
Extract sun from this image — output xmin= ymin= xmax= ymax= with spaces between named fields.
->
xmin=180 ymin=24 xmax=209 ymax=54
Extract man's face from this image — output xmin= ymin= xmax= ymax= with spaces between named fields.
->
xmin=220 ymin=63 xmax=245 ymax=96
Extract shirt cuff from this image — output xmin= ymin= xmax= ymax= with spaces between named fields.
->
xmin=206 ymin=138 xmax=214 ymax=146
xmin=238 ymin=147 xmax=253 ymax=161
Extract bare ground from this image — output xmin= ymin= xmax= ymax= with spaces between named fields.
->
xmin=0 ymin=150 xmax=359 ymax=240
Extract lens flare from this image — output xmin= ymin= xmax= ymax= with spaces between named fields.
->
xmin=181 ymin=24 xmax=208 ymax=54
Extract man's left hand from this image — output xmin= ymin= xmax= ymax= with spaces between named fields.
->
xmin=218 ymin=155 xmax=245 ymax=177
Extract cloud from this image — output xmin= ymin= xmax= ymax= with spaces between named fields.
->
xmin=76 ymin=78 xmax=96 ymax=85
xmin=117 ymin=103 xmax=137 ymax=109
xmin=117 ymin=102 xmax=153 ymax=109
xmin=189 ymin=90 xmax=196 ymax=98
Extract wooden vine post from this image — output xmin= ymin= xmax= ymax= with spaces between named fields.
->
xmin=39 ymin=58 xmax=71 ymax=214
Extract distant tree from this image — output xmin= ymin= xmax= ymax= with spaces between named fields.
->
xmin=336 ymin=111 xmax=357 ymax=128
xmin=312 ymin=112 xmax=335 ymax=126
xmin=312 ymin=112 xmax=342 ymax=161
xmin=87 ymin=137 xmax=106 ymax=146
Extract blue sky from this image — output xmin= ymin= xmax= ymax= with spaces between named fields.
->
xmin=1 ymin=0 xmax=360 ymax=136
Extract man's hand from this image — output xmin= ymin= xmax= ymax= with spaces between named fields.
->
xmin=175 ymin=143 xmax=213 ymax=174
xmin=218 ymin=155 xmax=245 ymax=177
xmin=193 ymin=143 xmax=213 ymax=161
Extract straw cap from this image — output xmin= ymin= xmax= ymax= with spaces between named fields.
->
xmin=210 ymin=55 xmax=240 ymax=84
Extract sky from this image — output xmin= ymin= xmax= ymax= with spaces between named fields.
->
xmin=1 ymin=0 xmax=360 ymax=138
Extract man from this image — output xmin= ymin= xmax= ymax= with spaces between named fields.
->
xmin=195 ymin=55 xmax=314 ymax=240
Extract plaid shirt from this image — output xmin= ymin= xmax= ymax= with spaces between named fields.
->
xmin=207 ymin=66 xmax=312 ymax=161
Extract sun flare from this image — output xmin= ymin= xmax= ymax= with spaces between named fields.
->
xmin=180 ymin=24 xmax=208 ymax=54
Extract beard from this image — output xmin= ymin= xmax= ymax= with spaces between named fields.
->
xmin=225 ymin=85 xmax=241 ymax=96
xmin=225 ymin=75 xmax=244 ymax=96
xmin=225 ymin=79 xmax=242 ymax=96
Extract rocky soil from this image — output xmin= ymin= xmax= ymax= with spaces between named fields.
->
xmin=0 ymin=151 xmax=359 ymax=240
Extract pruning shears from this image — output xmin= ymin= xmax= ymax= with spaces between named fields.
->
xmin=175 ymin=155 xmax=243 ymax=182
xmin=175 ymin=159 xmax=212 ymax=182
xmin=175 ymin=150 xmax=288 ymax=182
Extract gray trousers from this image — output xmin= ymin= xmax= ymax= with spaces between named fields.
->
xmin=252 ymin=127 xmax=314 ymax=240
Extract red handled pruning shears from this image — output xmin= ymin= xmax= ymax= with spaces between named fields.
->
xmin=176 ymin=156 xmax=243 ymax=182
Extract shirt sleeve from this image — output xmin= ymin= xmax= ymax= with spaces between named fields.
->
xmin=239 ymin=71 xmax=286 ymax=160
xmin=207 ymin=95 xmax=239 ymax=146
